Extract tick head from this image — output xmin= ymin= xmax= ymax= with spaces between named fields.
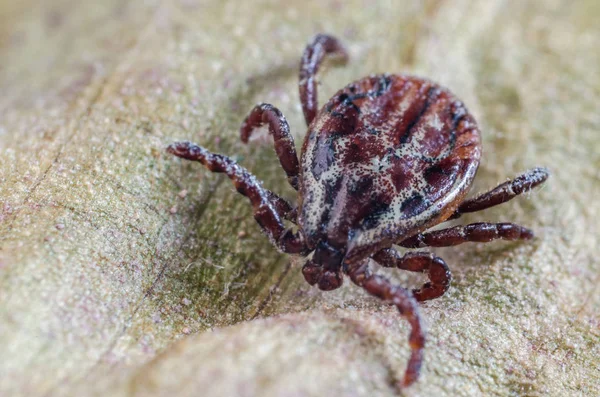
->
xmin=302 ymin=240 xmax=344 ymax=291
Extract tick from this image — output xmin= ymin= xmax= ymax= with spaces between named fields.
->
xmin=167 ymin=34 xmax=549 ymax=389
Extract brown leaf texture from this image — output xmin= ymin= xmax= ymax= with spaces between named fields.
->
xmin=1 ymin=1 xmax=598 ymax=396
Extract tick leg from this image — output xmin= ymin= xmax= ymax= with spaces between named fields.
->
xmin=372 ymin=249 xmax=451 ymax=302
xmin=265 ymin=190 xmax=297 ymax=224
xmin=167 ymin=141 xmax=307 ymax=254
xmin=299 ymin=34 xmax=349 ymax=126
xmin=240 ymin=103 xmax=301 ymax=190
xmin=451 ymin=167 xmax=549 ymax=219
xmin=398 ymin=222 xmax=534 ymax=249
xmin=346 ymin=261 xmax=424 ymax=388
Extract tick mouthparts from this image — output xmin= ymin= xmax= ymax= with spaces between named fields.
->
xmin=302 ymin=261 xmax=321 ymax=286
xmin=317 ymin=270 xmax=343 ymax=291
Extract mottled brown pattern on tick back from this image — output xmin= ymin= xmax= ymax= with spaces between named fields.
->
xmin=299 ymin=74 xmax=481 ymax=260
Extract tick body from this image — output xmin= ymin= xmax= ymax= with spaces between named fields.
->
xmin=168 ymin=34 xmax=549 ymax=389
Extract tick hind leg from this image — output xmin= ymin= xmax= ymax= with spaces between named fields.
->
xmin=167 ymin=141 xmax=307 ymax=254
xmin=299 ymin=34 xmax=349 ymax=126
xmin=398 ymin=222 xmax=534 ymax=249
xmin=240 ymin=103 xmax=301 ymax=190
xmin=372 ymin=249 xmax=451 ymax=302
xmin=451 ymin=167 xmax=549 ymax=219
xmin=346 ymin=261 xmax=424 ymax=388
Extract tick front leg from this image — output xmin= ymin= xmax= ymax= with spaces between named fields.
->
xmin=299 ymin=34 xmax=349 ymax=126
xmin=240 ymin=103 xmax=301 ymax=190
xmin=346 ymin=261 xmax=424 ymax=388
xmin=167 ymin=141 xmax=307 ymax=254
xmin=265 ymin=190 xmax=297 ymax=224
xmin=372 ymin=249 xmax=451 ymax=302
xmin=399 ymin=222 xmax=534 ymax=249
xmin=451 ymin=167 xmax=549 ymax=219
